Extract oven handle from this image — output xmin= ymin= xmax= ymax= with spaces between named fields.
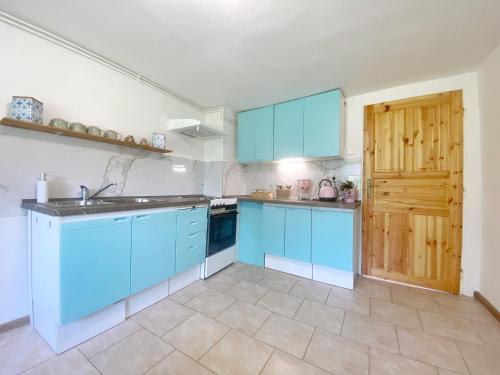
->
xmin=209 ymin=210 xmax=238 ymax=217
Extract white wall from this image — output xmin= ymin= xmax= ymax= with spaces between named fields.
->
xmin=345 ymin=72 xmax=482 ymax=297
xmin=478 ymin=44 xmax=500 ymax=310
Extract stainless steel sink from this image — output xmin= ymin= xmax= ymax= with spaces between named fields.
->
xmin=49 ymin=199 xmax=116 ymax=206
xmin=103 ymin=197 xmax=159 ymax=203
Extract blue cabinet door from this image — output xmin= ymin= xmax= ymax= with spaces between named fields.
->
xmin=238 ymin=201 xmax=263 ymax=266
xmin=285 ymin=207 xmax=311 ymax=262
xmin=304 ymin=90 xmax=341 ymax=158
xmin=274 ymin=98 xmax=304 ymax=159
xmin=312 ymin=209 xmax=353 ymax=271
xmin=262 ymin=205 xmax=285 ymax=257
xmin=131 ymin=212 xmax=176 ymax=295
xmin=60 ymin=216 xmax=132 ymax=324
xmin=237 ymin=110 xmax=255 ymax=163
xmin=254 ymin=106 xmax=274 ymax=162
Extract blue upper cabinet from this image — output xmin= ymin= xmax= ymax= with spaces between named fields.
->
xmin=238 ymin=201 xmax=263 ymax=266
xmin=262 ymin=205 xmax=285 ymax=257
xmin=304 ymin=90 xmax=342 ymax=158
xmin=60 ymin=217 xmax=132 ymax=324
xmin=237 ymin=106 xmax=274 ymax=163
xmin=284 ymin=207 xmax=311 ymax=263
xmin=131 ymin=211 xmax=177 ymax=295
xmin=311 ymin=209 xmax=353 ymax=271
xmin=274 ymin=98 xmax=304 ymax=159
xmin=237 ymin=110 xmax=255 ymax=163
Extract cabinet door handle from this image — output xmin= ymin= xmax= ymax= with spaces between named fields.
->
xmin=188 ymin=245 xmax=197 ymax=251
xmin=189 ymin=233 xmax=198 ymax=238
xmin=114 ymin=217 xmax=128 ymax=223
xmin=190 ymin=221 xmax=198 ymax=225
xmin=136 ymin=214 xmax=149 ymax=220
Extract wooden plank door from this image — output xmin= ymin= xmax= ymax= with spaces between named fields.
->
xmin=362 ymin=91 xmax=463 ymax=293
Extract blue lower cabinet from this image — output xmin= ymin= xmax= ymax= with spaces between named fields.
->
xmin=262 ymin=205 xmax=285 ymax=257
xmin=238 ymin=201 xmax=263 ymax=266
xmin=131 ymin=212 xmax=177 ymax=295
xmin=60 ymin=216 xmax=132 ymax=324
xmin=285 ymin=207 xmax=311 ymax=262
xmin=312 ymin=209 xmax=354 ymax=271
xmin=175 ymin=230 xmax=207 ymax=274
xmin=177 ymin=206 xmax=208 ymax=235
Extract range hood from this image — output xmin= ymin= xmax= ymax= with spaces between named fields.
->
xmin=168 ymin=119 xmax=223 ymax=139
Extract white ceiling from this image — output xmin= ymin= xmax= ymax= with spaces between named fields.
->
xmin=1 ymin=0 xmax=500 ymax=111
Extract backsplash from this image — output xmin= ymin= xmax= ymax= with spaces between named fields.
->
xmin=222 ymin=159 xmax=362 ymax=199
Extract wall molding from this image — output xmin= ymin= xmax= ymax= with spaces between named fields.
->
xmin=474 ymin=291 xmax=500 ymax=322
xmin=0 ymin=10 xmax=207 ymax=113
xmin=0 ymin=315 xmax=30 ymax=334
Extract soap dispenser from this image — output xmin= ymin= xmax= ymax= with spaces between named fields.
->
xmin=36 ymin=173 xmax=49 ymax=203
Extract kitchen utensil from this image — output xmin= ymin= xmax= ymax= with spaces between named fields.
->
xmin=103 ymin=130 xmax=122 ymax=140
xmin=297 ymin=179 xmax=311 ymax=200
xmin=318 ymin=178 xmax=338 ymax=201
xmin=87 ymin=126 xmax=103 ymax=136
xmin=69 ymin=122 xmax=87 ymax=133
xmin=124 ymin=135 xmax=135 ymax=143
xmin=49 ymin=118 xmax=68 ymax=129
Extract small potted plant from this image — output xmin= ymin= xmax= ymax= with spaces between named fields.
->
xmin=339 ymin=180 xmax=357 ymax=203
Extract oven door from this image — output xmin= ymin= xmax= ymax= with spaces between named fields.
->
xmin=207 ymin=211 xmax=238 ymax=257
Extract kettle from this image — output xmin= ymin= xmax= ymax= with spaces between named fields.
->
xmin=318 ymin=178 xmax=338 ymax=201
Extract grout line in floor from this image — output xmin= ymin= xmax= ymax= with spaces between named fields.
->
xmin=77 ymin=347 xmax=104 ymax=375
xmin=257 ymin=348 xmax=275 ymax=375
xmin=301 ymin=326 xmax=316 ymax=360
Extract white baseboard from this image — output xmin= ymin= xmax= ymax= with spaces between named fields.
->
xmin=205 ymin=246 xmax=235 ymax=278
xmin=313 ymin=265 xmax=356 ymax=289
xmin=265 ymin=254 xmax=313 ymax=279
xmin=169 ymin=265 xmax=202 ymax=294
xmin=126 ymin=279 xmax=170 ymax=317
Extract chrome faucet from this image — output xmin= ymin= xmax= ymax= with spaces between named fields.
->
xmin=80 ymin=183 xmax=116 ymax=203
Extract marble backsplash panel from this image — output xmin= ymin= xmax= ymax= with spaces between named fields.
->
xmin=222 ymin=159 xmax=362 ymax=199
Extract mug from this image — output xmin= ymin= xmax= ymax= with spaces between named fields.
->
xmin=87 ymin=126 xmax=103 ymax=136
xmin=124 ymin=135 xmax=135 ymax=143
xmin=49 ymin=118 xmax=68 ymax=129
xmin=69 ymin=122 xmax=87 ymax=133
xmin=103 ymin=130 xmax=122 ymax=140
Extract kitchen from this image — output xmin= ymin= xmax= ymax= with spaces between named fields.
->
xmin=1 ymin=1 xmax=499 ymax=374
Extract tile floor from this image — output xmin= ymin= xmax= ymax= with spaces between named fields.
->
xmin=1 ymin=263 xmax=499 ymax=375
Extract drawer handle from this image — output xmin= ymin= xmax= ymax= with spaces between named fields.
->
xmin=114 ymin=217 xmax=128 ymax=223
xmin=189 ymin=233 xmax=198 ymax=238
xmin=190 ymin=221 xmax=198 ymax=225
xmin=189 ymin=245 xmax=197 ymax=250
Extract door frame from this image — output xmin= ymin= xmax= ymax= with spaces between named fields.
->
xmin=361 ymin=91 xmax=464 ymax=293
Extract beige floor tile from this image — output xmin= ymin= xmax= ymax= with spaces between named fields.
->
xmin=295 ymin=299 xmax=344 ymax=334
xmin=90 ymin=329 xmax=173 ymax=375
xmin=0 ymin=324 xmax=35 ymax=348
xmin=186 ymin=289 xmax=236 ymax=318
xmin=371 ymin=298 xmax=422 ymax=329
xmin=256 ymin=290 xmax=303 ymax=318
xmin=341 ymin=312 xmax=399 ymax=354
xmin=131 ymin=298 xmax=195 ymax=336
xmin=391 ymin=287 xmax=440 ymax=312
xmin=226 ymin=280 xmax=269 ymax=304
xmin=145 ymin=350 xmax=214 ymax=375
xmin=216 ymin=300 xmax=271 ymax=336
xmin=163 ymin=313 xmax=230 ymax=360
xmin=305 ymin=329 xmax=369 ymax=375
xmin=231 ymin=265 xmax=268 ymax=282
xmin=200 ymin=330 xmax=273 ymax=375
xmin=457 ymin=340 xmax=500 ymax=375
xmin=327 ymin=288 xmax=370 ymax=315
xmin=397 ymin=326 xmax=468 ymax=373
xmin=218 ymin=262 xmax=245 ymax=276
xmin=203 ymin=272 xmax=240 ymax=292
xmin=259 ymin=271 xmax=298 ymax=293
xmin=170 ymin=280 xmax=208 ymax=304
xmin=79 ymin=319 xmax=142 ymax=358
xmin=0 ymin=333 xmax=55 ymax=374
xmin=255 ymin=314 xmax=314 ymax=358
xmin=290 ymin=279 xmax=331 ymax=303
xmin=435 ymin=295 xmax=495 ymax=323
xmin=470 ymin=319 xmax=500 ymax=348
xmin=419 ymin=310 xmax=482 ymax=343
xmin=24 ymin=348 xmax=99 ymax=375
xmin=354 ymin=278 xmax=392 ymax=302
xmin=438 ymin=369 xmax=463 ymax=375
xmin=370 ymin=348 xmax=438 ymax=375
xmin=261 ymin=350 xmax=330 ymax=375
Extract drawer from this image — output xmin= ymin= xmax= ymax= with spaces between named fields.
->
xmin=176 ymin=230 xmax=207 ymax=255
xmin=175 ymin=245 xmax=205 ymax=274
xmin=177 ymin=207 xmax=208 ymax=235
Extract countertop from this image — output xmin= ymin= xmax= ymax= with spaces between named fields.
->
xmin=22 ymin=195 xmax=210 ymax=217
xmin=233 ymin=195 xmax=361 ymax=209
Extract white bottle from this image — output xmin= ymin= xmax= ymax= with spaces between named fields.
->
xmin=36 ymin=173 xmax=49 ymax=203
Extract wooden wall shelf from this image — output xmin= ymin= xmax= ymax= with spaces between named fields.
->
xmin=0 ymin=117 xmax=173 ymax=154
